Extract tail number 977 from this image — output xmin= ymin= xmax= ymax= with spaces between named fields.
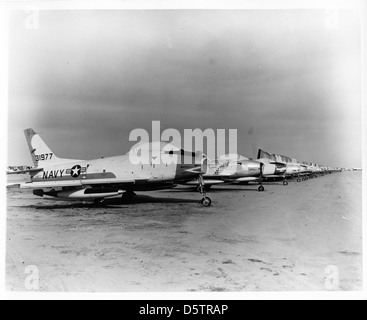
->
xmin=35 ymin=153 xmax=53 ymax=161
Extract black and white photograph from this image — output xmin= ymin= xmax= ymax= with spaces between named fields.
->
xmin=1 ymin=0 xmax=366 ymax=300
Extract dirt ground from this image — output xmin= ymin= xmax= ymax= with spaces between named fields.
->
xmin=6 ymin=172 xmax=363 ymax=292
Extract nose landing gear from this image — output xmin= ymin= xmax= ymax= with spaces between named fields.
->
xmin=198 ymin=175 xmax=212 ymax=207
xmin=258 ymin=163 xmax=265 ymax=192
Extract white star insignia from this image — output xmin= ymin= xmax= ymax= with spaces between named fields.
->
xmin=72 ymin=167 xmax=80 ymax=176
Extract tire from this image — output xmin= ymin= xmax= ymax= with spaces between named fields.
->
xmin=201 ymin=197 xmax=212 ymax=207
xmin=258 ymin=186 xmax=265 ymax=192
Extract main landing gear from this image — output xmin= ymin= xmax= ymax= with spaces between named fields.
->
xmin=258 ymin=163 xmax=265 ymax=192
xmin=198 ymin=175 xmax=212 ymax=207
xmin=283 ymin=180 xmax=289 ymax=186
xmin=122 ymin=191 xmax=137 ymax=202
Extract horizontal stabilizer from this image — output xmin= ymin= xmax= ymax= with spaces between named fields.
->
xmin=7 ymin=168 xmax=43 ymax=176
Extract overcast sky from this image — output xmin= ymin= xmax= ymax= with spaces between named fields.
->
xmin=7 ymin=9 xmax=362 ymax=167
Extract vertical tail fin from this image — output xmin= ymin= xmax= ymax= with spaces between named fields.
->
xmin=24 ymin=128 xmax=79 ymax=167
xmin=257 ymin=149 xmax=262 ymax=160
xmin=258 ymin=149 xmax=277 ymax=161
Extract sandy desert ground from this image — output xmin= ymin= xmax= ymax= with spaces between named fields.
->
xmin=6 ymin=172 xmax=363 ymax=292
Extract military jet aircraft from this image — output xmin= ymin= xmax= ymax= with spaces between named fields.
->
xmin=257 ymin=149 xmax=326 ymax=183
xmin=256 ymin=150 xmax=290 ymax=185
xmin=182 ymin=154 xmax=266 ymax=192
xmin=9 ymin=129 xmax=212 ymax=206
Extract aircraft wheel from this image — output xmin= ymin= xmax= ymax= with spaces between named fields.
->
xmin=283 ymin=181 xmax=289 ymax=186
xmin=201 ymin=197 xmax=212 ymax=207
xmin=258 ymin=186 xmax=265 ymax=192
xmin=297 ymin=178 xmax=301 ymax=182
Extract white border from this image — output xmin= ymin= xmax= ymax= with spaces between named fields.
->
xmin=361 ymin=0 xmax=367 ymax=300
xmin=0 ymin=0 xmax=364 ymax=10
xmin=0 ymin=1 xmax=9 ymax=301
xmin=1 ymin=0 xmax=366 ymax=301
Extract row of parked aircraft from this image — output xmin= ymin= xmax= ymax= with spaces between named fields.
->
xmin=8 ymin=129 xmax=342 ymax=207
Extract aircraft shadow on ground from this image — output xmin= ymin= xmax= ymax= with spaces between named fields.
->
xmin=162 ymin=187 xmax=260 ymax=193
xmin=19 ymin=195 xmax=200 ymax=210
